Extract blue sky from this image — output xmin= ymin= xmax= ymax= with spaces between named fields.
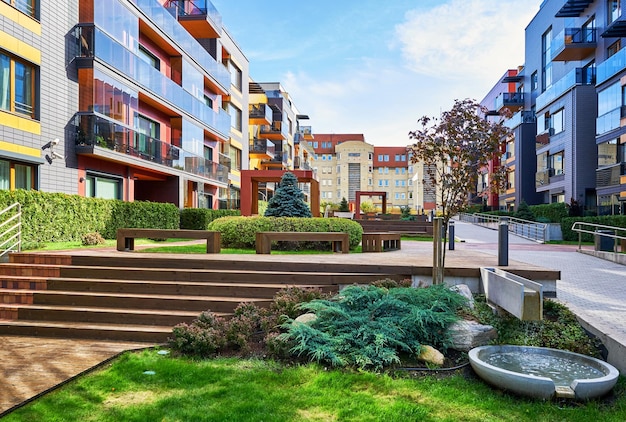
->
xmin=211 ymin=0 xmax=543 ymax=146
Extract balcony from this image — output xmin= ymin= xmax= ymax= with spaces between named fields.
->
xmin=555 ymin=0 xmax=593 ymax=17
xmin=596 ymin=163 xmax=625 ymax=188
xmin=163 ymin=0 xmax=222 ymax=39
xmin=73 ymin=113 xmax=229 ymax=185
xmin=596 ymin=108 xmax=622 ymax=136
xmin=536 ymin=66 xmax=595 ymax=111
xmin=73 ymin=26 xmax=230 ymax=139
xmin=535 ymin=169 xmax=551 ymax=188
xmin=299 ymin=126 xmax=314 ymax=140
xmin=249 ymin=104 xmax=272 ymax=126
xmin=505 ymin=110 xmax=536 ymax=129
xmin=602 ymin=15 xmax=626 ymax=38
xmin=551 ymin=27 xmax=597 ymax=61
xmin=260 ymin=121 xmax=288 ymax=141
xmin=129 ymin=0 xmax=230 ymax=91
xmin=249 ymin=139 xmax=275 ymax=159
xmin=597 ymin=45 xmax=626 ymax=85
xmin=495 ymin=92 xmax=524 ymax=113
xmin=294 ymin=156 xmax=312 ymax=170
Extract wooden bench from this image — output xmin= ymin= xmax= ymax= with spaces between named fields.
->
xmin=361 ymin=232 xmax=402 ymax=252
xmin=357 ymin=220 xmax=434 ymax=236
xmin=117 ymin=228 xmax=221 ymax=253
xmin=255 ymin=231 xmax=350 ymax=254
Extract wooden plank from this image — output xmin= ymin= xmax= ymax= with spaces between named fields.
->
xmin=362 ymin=232 xmax=402 ymax=252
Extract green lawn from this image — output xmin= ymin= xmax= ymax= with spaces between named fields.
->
xmin=4 ymin=349 xmax=625 ymax=422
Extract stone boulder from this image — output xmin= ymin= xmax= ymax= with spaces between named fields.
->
xmin=449 ymin=284 xmax=474 ymax=309
xmin=447 ymin=320 xmax=497 ymax=351
xmin=417 ymin=345 xmax=445 ymax=366
xmin=294 ymin=313 xmax=317 ymax=325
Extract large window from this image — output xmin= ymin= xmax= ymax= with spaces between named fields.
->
xmin=542 ymin=28 xmax=552 ymax=92
xmin=598 ymin=138 xmax=625 ymax=166
xmin=608 ymin=0 xmax=621 ymax=25
xmin=0 ymin=159 xmax=36 ymax=191
xmin=229 ymin=61 xmax=242 ymax=91
xmin=230 ymin=104 xmax=242 ymax=131
xmin=0 ymin=51 xmax=36 ymax=118
xmin=552 ymin=109 xmax=564 ymax=134
xmin=85 ymin=173 xmax=121 ymax=199
xmin=550 ymin=151 xmax=564 ymax=175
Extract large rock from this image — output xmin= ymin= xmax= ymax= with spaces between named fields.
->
xmin=448 ymin=320 xmax=497 ymax=351
xmin=294 ymin=313 xmax=317 ymax=325
xmin=417 ymin=345 xmax=445 ymax=366
xmin=449 ymin=284 xmax=474 ymax=309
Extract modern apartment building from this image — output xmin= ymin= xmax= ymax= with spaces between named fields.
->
xmin=1 ymin=0 xmax=247 ymax=209
xmin=312 ymin=135 xmax=426 ymax=213
xmin=481 ymin=68 xmax=541 ymax=211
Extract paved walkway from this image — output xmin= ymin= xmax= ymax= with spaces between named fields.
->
xmin=0 ymin=224 xmax=625 ymax=415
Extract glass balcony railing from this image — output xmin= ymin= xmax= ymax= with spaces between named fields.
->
xmin=551 ymin=27 xmax=597 ymax=60
xmin=536 ymin=66 xmax=596 ymax=110
xmin=74 ymin=26 xmax=230 ymax=138
xmin=128 ymin=0 xmax=230 ymax=90
xmin=505 ymin=110 xmax=536 ymax=129
xmin=597 ymin=46 xmax=626 ymax=85
xmin=73 ymin=113 xmax=229 ymax=184
xmin=249 ymin=103 xmax=272 ymax=122
xmin=249 ymin=139 xmax=275 ymax=157
xmin=495 ymin=92 xmax=524 ymax=111
xmin=163 ymin=0 xmax=221 ymax=27
xmin=260 ymin=121 xmax=288 ymax=139
xmin=596 ymin=107 xmax=621 ymax=135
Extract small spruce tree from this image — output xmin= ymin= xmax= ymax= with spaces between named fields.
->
xmin=339 ymin=197 xmax=350 ymax=212
xmin=264 ymin=172 xmax=312 ymax=217
xmin=515 ymin=200 xmax=535 ymax=221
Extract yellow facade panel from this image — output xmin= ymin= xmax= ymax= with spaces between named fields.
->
xmin=0 ymin=110 xmax=41 ymax=135
xmin=0 ymin=140 xmax=41 ymax=158
xmin=0 ymin=3 xmax=41 ymax=36
xmin=0 ymin=29 xmax=41 ymax=64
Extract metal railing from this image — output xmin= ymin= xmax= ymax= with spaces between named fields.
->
xmin=0 ymin=203 xmax=21 ymax=258
xmin=571 ymin=221 xmax=626 ymax=252
xmin=459 ymin=212 xmax=548 ymax=243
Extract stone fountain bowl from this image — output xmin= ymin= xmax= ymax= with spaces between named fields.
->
xmin=469 ymin=345 xmax=619 ymax=400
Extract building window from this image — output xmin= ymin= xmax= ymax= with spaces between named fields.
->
xmin=138 ymin=45 xmax=160 ymax=70
xmin=368 ymin=178 xmax=372 ymax=186
xmin=542 ymin=28 xmax=552 ymax=92
xmin=550 ymin=151 xmax=564 ymax=175
xmin=229 ymin=146 xmax=242 ymax=171
xmin=608 ymin=0 xmax=621 ymax=25
xmin=337 ymin=177 xmax=340 ymax=185
xmin=608 ymin=40 xmax=621 ymax=58
xmin=395 ymin=193 xmax=400 ymax=200
xmin=3 ymin=0 xmax=36 ymax=18
xmin=384 ymin=155 xmax=389 ymax=161
xmin=378 ymin=154 xmax=383 ymax=161
xmin=384 ymin=167 xmax=389 ymax=174
xmin=531 ymin=71 xmax=538 ymax=91
xmin=0 ymin=159 xmax=36 ymax=190
xmin=312 ymin=141 xmax=318 ymax=148
xmin=395 ymin=168 xmax=400 ymax=175
xmin=229 ymin=104 xmax=242 ymax=131
xmin=378 ymin=168 xmax=383 ymax=174
xmin=229 ymin=61 xmax=242 ymax=91
xmin=85 ymin=173 xmax=121 ymax=199
xmin=368 ymin=153 xmax=373 ymax=160
xmin=378 ymin=180 xmax=383 ymax=187
xmin=0 ymin=52 xmax=36 ymax=118
xmin=552 ymin=109 xmax=564 ymax=134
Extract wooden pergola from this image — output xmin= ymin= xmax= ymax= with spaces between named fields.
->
xmin=354 ymin=191 xmax=387 ymax=219
xmin=240 ymin=170 xmax=320 ymax=217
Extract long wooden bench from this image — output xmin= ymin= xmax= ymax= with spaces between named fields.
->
xmin=357 ymin=220 xmax=434 ymax=236
xmin=361 ymin=232 xmax=401 ymax=252
xmin=256 ymin=231 xmax=350 ymax=254
xmin=117 ymin=228 xmax=221 ymax=253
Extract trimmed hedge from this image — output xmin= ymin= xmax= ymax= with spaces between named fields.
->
xmin=180 ymin=208 xmax=240 ymax=230
xmin=530 ymin=203 xmax=568 ymax=223
xmin=0 ymin=190 xmax=178 ymax=245
xmin=208 ymin=216 xmax=363 ymax=250
xmin=561 ymin=215 xmax=626 ymax=242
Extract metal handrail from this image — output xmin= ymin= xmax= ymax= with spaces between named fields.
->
xmin=0 ymin=203 xmax=21 ymax=258
xmin=458 ymin=212 xmax=548 ymax=243
xmin=571 ymin=221 xmax=626 ymax=252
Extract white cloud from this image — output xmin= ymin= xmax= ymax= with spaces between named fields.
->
xmin=395 ymin=0 xmax=540 ymax=81
xmin=279 ymin=1 xmax=543 ymax=146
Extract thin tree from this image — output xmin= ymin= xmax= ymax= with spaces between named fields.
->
xmin=408 ymin=98 xmax=511 ymax=283
xmin=264 ymin=172 xmax=312 ymax=217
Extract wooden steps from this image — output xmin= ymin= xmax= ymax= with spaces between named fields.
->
xmin=0 ymin=253 xmax=410 ymax=343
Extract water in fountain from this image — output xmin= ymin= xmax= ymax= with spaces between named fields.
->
xmin=484 ymin=352 xmax=605 ymax=386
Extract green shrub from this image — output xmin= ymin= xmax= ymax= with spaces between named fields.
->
xmin=81 ymin=232 xmax=105 ymax=246
xmin=208 ymin=216 xmax=363 ymax=250
xmin=169 ymin=311 xmax=228 ymax=357
xmin=561 ymin=215 xmax=626 ymax=241
xmin=180 ymin=208 xmax=240 ymax=230
xmin=279 ymin=284 xmax=467 ymax=370
xmin=514 ymin=201 xmax=534 ymax=221
xmin=529 ymin=202 xmax=568 ymax=223
xmin=339 ymin=197 xmax=350 ymax=212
